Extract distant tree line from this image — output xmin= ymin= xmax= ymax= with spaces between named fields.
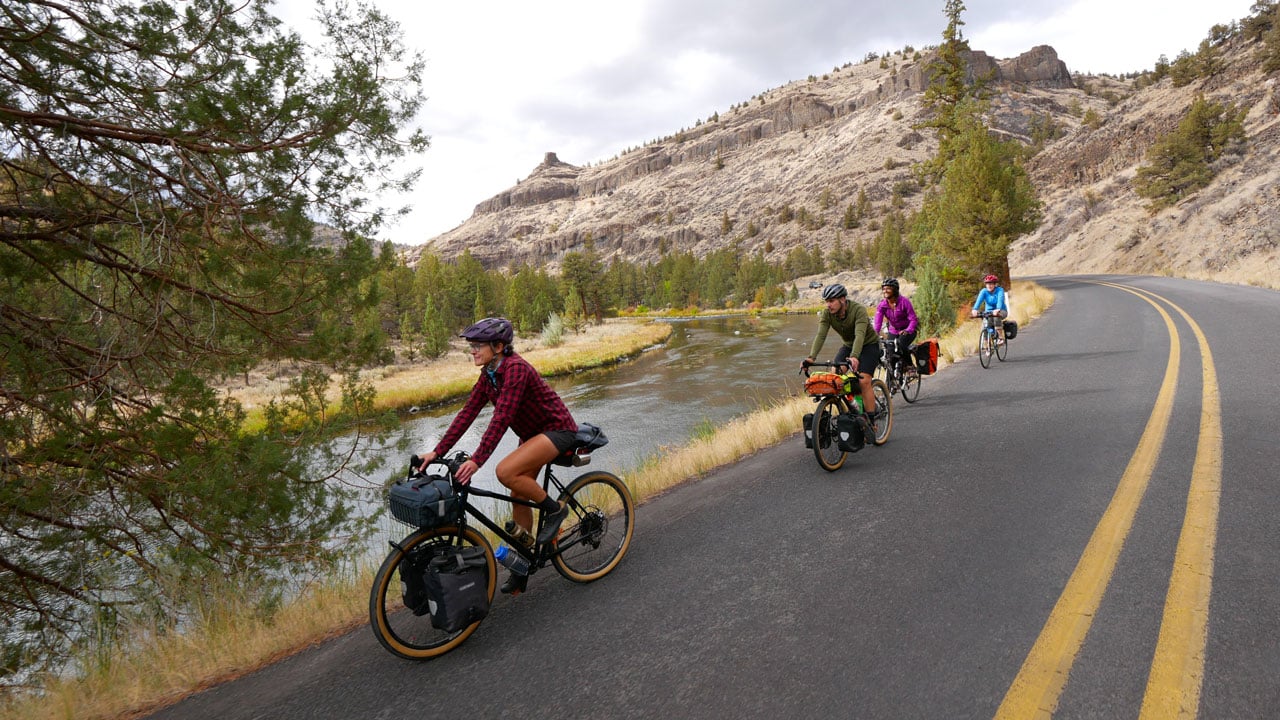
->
xmin=369 ymin=241 xmax=811 ymax=357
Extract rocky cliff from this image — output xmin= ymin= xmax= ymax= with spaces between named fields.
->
xmin=415 ymin=37 xmax=1277 ymax=289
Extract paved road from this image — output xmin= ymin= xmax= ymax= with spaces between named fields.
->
xmin=146 ymin=276 xmax=1280 ymax=719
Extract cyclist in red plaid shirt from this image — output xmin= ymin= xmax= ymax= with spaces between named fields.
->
xmin=415 ymin=317 xmax=577 ymax=594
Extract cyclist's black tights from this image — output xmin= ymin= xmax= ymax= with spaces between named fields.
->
xmin=886 ymin=332 xmax=916 ymax=371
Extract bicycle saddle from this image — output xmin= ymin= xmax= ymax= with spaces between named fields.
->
xmin=553 ymin=423 xmax=610 ymax=466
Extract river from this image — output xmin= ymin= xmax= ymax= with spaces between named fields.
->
xmin=379 ymin=313 xmax=822 ymax=507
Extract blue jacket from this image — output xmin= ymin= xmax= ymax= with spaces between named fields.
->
xmin=972 ymin=286 xmax=1008 ymax=313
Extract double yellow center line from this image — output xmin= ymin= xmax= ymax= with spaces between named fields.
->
xmin=994 ymin=282 xmax=1224 ymax=719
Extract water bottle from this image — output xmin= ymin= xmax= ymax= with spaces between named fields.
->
xmin=503 ymin=520 xmax=535 ymax=549
xmin=854 ymin=395 xmax=865 ymax=413
xmin=494 ymin=544 xmax=530 ymax=576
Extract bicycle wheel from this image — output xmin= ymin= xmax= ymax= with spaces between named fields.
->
xmin=552 ymin=471 xmax=635 ymax=582
xmin=870 ymin=378 xmax=892 ymax=445
xmin=369 ymin=525 xmax=495 ymax=660
xmin=811 ymin=395 xmax=848 ymax=472
xmin=995 ymin=330 xmax=1008 ymax=361
xmin=978 ymin=328 xmax=993 ymax=368
xmin=901 ymin=365 xmax=921 ymax=404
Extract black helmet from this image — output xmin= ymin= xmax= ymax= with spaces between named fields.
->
xmin=821 ymin=283 xmax=847 ymax=301
xmin=881 ymin=277 xmax=899 ymax=290
xmin=460 ymin=317 xmax=513 ymax=345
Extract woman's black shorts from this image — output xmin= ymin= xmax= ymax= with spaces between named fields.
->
xmin=543 ymin=429 xmax=579 ymax=453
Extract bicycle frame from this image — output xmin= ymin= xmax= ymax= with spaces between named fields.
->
xmin=442 ymin=460 xmax=574 ymax=572
xmin=974 ymin=311 xmax=1007 ymax=368
xmin=879 ymin=337 xmax=903 ymax=389
xmin=371 ymin=438 xmax=633 ymax=661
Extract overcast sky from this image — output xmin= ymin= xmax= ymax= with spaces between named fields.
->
xmin=273 ymin=0 xmax=1258 ymax=246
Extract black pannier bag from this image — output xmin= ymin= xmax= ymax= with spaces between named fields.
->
xmin=399 ymin=546 xmax=434 ymax=616
xmin=834 ymin=413 xmax=866 ymax=453
xmin=802 ymin=413 xmax=814 ymax=448
xmin=1003 ymin=320 xmax=1019 ymax=339
xmin=425 ymin=545 xmax=490 ymax=633
xmin=388 ymin=476 xmax=461 ymax=528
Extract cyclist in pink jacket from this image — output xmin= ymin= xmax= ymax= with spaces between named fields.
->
xmin=872 ymin=278 xmax=919 ymax=376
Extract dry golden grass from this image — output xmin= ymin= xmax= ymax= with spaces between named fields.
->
xmin=352 ymin=321 xmax=673 ymax=413
xmin=7 ymin=284 xmax=1054 ymax=720
xmin=626 ymin=395 xmax=814 ymax=502
xmin=231 ymin=320 xmax=673 ymax=430
xmin=4 ymin=567 xmax=374 ymax=720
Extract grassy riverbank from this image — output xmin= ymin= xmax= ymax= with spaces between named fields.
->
xmin=7 ymin=283 xmax=1053 ymax=720
xmin=230 ymin=319 xmax=674 ymax=431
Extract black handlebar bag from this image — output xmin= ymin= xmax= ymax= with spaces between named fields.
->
xmin=425 ymin=545 xmax=490 ymax=633
xmin=388 ymin=476 xmax=461 ymax=528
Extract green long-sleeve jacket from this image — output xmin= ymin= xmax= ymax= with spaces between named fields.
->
xmin=808 ymin=302 xmax=875 ymax=360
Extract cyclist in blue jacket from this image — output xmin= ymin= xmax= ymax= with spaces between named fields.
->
xmin=970 ymin=274 xmax=1009 ymax=344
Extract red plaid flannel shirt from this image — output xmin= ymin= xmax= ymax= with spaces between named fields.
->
xmin=433 ymin=353 xmax=577 ymax=467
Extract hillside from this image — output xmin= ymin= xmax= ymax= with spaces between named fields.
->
xmin=414 ymin=31 xmax=1278 ymax=290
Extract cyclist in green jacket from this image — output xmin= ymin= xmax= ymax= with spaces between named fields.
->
xmin=802 ymin=283 xmax=879 ymax=420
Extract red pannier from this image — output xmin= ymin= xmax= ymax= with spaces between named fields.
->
xmin=914 ymin=339 xmax=939 ymax=375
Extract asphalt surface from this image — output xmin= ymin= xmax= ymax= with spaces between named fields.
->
xmin=144 ymin=275 xmax=1280 ymax=719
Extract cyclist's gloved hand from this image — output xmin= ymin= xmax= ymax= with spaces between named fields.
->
xmin=800 ymin=358 xmax=813 ymax=370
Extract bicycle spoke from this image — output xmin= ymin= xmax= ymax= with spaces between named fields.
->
xmin=902 ymin=367 xmax=920 ymax=403
xmin=552 ymin=472 xmax=634 ymax=582
xmin=871 ymin=379 xmax=892 ymax=445
xmin=812 ymin=395 xmax=847 ymax=471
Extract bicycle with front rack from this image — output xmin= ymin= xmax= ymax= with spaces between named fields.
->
xmin=801 ymin=361 xmax=892 ymax=472
xmin=875 ymin=333 xmax=921 ymax=404
xmin=975 ymin=311 xmax=1008 ymax=368
xmin=369 ymin=424 xmax=634 ymax=660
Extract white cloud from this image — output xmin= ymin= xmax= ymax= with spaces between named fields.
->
xmin=968 ymin=0 xmax=1256 ymax=74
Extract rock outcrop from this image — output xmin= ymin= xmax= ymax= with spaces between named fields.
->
xmin=473 ymin=152 xmax=581 ymax=214
xmin=997 ymin=45 xmax=1074 ymax=88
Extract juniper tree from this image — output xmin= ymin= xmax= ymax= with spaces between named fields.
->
xmin=908 ymin=0 xmax=1039 ymax=293
xmin=916 ymin=0 xmax=981 ymax=185
xmin=0 ymin=0 xmax=426 ymax=682
xmin=1132 ymin=95 xmax=1247 ymax=211
xmin=913 ymin=107 xmax=1041 ymax=285
xmin=561 ymin=247 xmax=606 ymax=322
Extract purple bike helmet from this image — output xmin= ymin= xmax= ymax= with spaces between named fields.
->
xmin=460 ymin=317 xmax=514 ymax=346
